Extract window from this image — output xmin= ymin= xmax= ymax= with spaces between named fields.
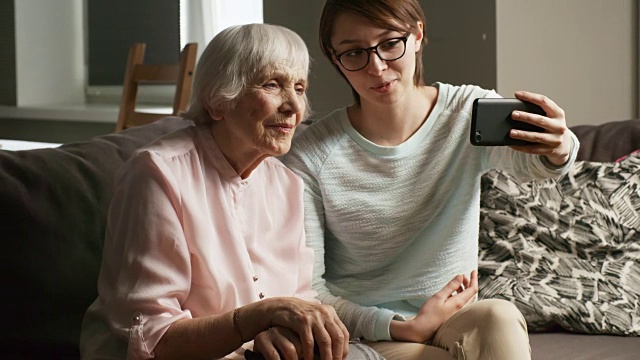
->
xmin=86 ymin=0 xmax=180 ymax=87
xmin=85 ymin=0 xmax=262 ymax=105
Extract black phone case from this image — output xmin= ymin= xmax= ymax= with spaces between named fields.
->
xmin=470 ymin=98 xmax=545 ymax=146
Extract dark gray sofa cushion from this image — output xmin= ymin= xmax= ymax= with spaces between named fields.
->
xmin=571 ymin=119 xmax=640 ymax=162
xmin=1 ymin=117 xmax=191 ymax=358
xmin=530 ymin=332 xmax=640 ymax=360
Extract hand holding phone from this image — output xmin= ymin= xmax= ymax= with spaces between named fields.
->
xmin=470 ymin=98 xmax=545 ymax=146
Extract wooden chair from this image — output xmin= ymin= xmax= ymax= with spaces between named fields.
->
xmin=115 ymin=42 xmax=198 ymax=132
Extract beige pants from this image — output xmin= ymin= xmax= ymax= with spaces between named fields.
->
xmin=365 ymin=299 xmax=531 ymax=360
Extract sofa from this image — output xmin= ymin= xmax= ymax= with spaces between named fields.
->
xmin=1 ymin=116 xmax=639 ymax=359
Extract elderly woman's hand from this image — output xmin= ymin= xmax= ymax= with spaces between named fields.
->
xmin=252 ymin=326 xmax=305 ymax=360
xmin=240 ymin=297 xmax=349 ymax=360
xmin=508 ymin=91 xmax=573 ymax=166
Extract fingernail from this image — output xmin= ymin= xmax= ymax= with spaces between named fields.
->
xmin=512 ymin=111 xmax=520 ymax=117
xmin=511 ymin=130 xmax=518 ymax=136
xmin=515 ymin=91 xmax=524 ymax=97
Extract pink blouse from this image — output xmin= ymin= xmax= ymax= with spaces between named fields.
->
xmin=80 ymin=124 xmax=316 ymax=359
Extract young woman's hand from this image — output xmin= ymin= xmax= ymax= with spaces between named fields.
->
xmin=242 ymin=297 xmax=349 ymax=360
xmin=390 ymin=270 xmax=478 ymax=343
xmin=508 ymin=91 xmax=573 ymax=166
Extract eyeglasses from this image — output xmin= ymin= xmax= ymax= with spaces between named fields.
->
xmin=333 ymin=34 xmax=410 ymax=72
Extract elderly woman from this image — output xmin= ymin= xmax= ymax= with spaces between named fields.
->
xmin=79 ymin=24 xmax=349 ymax=360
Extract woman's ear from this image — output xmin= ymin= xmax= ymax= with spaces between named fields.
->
xmin=328 ymin=48 xmax=346 ymax=74
xmin=331 ymin=52 xmax=342 ymax=70
xmin=205 ymin=101 xmax=224 ymax=121
xmin=414 ymin=21 xmax=425 ymax=51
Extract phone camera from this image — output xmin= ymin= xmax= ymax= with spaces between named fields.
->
xmin=475 ymin=131 xmax=482 ymax=142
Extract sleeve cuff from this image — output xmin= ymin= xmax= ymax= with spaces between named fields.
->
xmin=373 ymin=310 xmax=405 ymax=341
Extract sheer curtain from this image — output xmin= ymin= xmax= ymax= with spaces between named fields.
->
xmin=180 ymin=0 xmax=263 ymax=60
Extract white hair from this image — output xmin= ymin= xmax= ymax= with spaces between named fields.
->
xmin=182 ymin=23 xmax=311 ymax=124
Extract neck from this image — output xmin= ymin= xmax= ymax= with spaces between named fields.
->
xmin=349 ymin=85 xmax=435 ymax=146
xmin=210 ymin=124 xmax=265 ymax=179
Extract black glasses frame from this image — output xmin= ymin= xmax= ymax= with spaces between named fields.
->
xmin=333 ymin=34 xmax=410 ymax=72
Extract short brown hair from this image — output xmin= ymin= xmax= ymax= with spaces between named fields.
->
xmin=319 ymin=0 xmax=427 ymax=104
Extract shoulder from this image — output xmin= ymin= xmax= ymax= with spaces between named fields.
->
xmin=264 ymin=156 xmax=302 ymax=180
xmin=261 ymin=157 xmax=305 ymax=190
xmin=135 ymin=125 xmax=199 ymax=160
xmin=121 ymin=126 xmax=199 ymax=181
xmin=295 ymin=109 xmax=346 ymax=147
xmin=435 ymin=82 xmax=499 ymax=114
xmin=283 ymin=108 xmax=349 ymax=171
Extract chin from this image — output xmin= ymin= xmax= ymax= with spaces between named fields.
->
xmin=273 ymin=147 xmax=291 ymax=157
xmin=267 ymin=144 xmax=291 ymax=157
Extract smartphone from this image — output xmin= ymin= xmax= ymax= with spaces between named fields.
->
xmin=470 ymin=98 xmax=545 ymax=146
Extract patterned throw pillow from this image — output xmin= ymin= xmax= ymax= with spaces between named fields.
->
xmin=616 ymin=149 xmax=640 ymax=162
xmin=478 ymin=153 xmax=640 ymax=335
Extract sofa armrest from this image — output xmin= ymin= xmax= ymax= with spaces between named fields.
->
xmin=0 ymin=116 xmax=192 ymax=356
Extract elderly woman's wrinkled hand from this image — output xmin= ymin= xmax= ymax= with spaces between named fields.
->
xmin=251 ymin=297 xmax=349 ymax=360
xmin=508 ymin=91 xmax=573 ymax=166
xmin=253 ymin=326 xmax=303 ymax=360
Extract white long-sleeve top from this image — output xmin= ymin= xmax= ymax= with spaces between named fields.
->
xmin=281 ymin=83 xmax=579 ymax=341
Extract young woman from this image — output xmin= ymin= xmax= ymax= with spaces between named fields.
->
xmin=282 ymin=1 xmax=579 ymax=359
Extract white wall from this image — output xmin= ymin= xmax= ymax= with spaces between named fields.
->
xmin=15 ymin=0 xmax=85 ymax=106
xmin=496 ymin=0 xmax=637 ymax=126
xmin=264 ymin=0 xmax=352 ymax=120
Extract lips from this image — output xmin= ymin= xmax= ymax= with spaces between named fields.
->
xmin=372 ymin=81 xmax=392 ymax=88
xmin=267 ymin=123 xmax=295 ymax=129
xmin=266 ymin=122 xmax=296 ymax=134
xmin=371 ymin=80 xmax=395 ymax=92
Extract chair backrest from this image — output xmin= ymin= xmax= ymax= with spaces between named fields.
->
xmin=115 ymin=42 xmax=197 ymax=132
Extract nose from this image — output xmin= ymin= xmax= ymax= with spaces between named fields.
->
xmin=279 ymin=88 xmax=305 ymax=119
xmin=366 ymin=50 xmax=387 ymax=75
